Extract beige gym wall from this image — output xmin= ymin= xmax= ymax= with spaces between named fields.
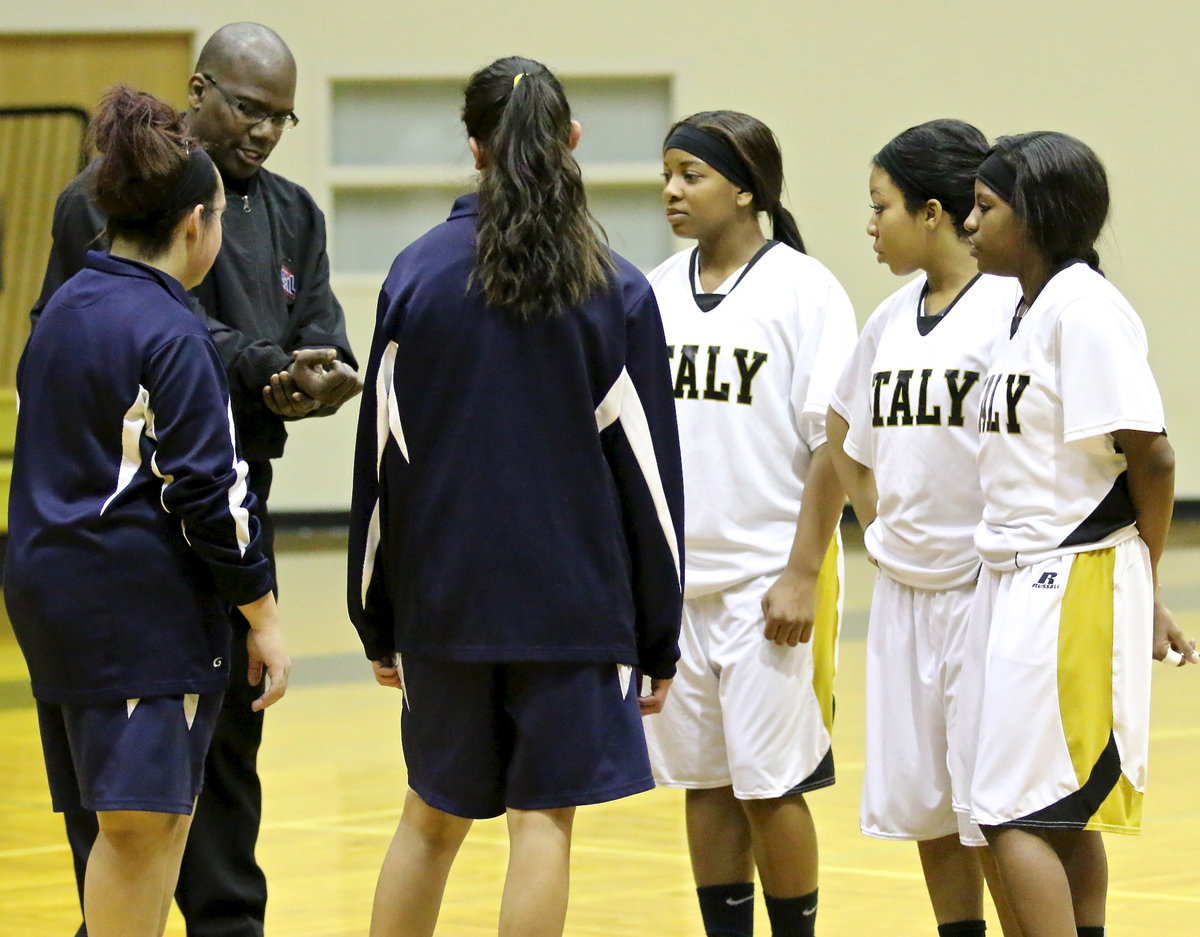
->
xmin=5 ymin=1 xmax=1196 ymax=505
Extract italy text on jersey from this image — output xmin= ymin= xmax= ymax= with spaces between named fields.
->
xmin=977 ymin=372 xmax=1031 ymax=435
xmin=872 ymin=368 xmax=981 ymax=429
xmin=668 ymin=345 xmax=769 ymax=405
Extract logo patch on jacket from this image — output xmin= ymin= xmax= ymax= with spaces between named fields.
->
xmin=280 ymin=264 xmax=296 ymax=299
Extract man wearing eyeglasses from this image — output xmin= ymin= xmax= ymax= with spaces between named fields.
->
xmin=31 ymin=22 xmax=359 ymax=937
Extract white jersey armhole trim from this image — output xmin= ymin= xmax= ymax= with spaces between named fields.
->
xmin=1063 ymin=418 xmax=1165 ymax=445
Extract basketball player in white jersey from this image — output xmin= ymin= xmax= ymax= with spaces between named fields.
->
xmin=827 ymin=120 xmax=1024 ymax=937
xmin=642 ymin=110 xmax=856 ymax=937
xmin=961 ymin=131 xmax=1196 ymax=937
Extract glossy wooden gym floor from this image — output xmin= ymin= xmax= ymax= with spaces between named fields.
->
xmin=1 ymin=532 xmax=1197 ymax=936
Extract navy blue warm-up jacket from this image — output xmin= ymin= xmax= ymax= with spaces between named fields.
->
xmin=5 ymin=252 xmax=274 ymax=704
xmin=347 ymin=194 xmax=684 ymax=679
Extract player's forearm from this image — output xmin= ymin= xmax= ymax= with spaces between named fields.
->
xmin=836 ymin=457 xmax=877 ymax=530
xmin=825 ymin=407 xmax=877 ymax=528
xmin=1115 ymin=429 xmax=1175 ymax=586
xmin=239 ymin=591 xmax=282 ymax=631
xmin=783 ymin=444 xmax=845 ymax=578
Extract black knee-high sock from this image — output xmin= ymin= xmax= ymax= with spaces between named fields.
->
xmin=1077 ymin=928 xmax=1105 ymax=937
xmin=937 ymin=922 xmax=986 ymax=936
xmin=697 ymin=882 xmax=754 ymax=937
xmin=763 ymin=888 xmax=818 ymax=937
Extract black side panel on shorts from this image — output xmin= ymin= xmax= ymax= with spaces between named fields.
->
xmin=1009 ymin=730 xmax=1121 ymax=830
xmin=783 ymin=745 xmax=836 ymax=796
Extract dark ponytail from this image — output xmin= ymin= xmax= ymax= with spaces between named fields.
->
xmin=769 ymin=204 xmax=805 ymax=254
xmin=462 ymin=56 xmax=612 ymax=322
xmin=984 ymin=132 xmax=1108 ymax=272
xmin=667 ymin=111 xmax=805 ymax=254
xmin=88 ymin=85 xmax=220 ymax=259
xmin=873 ymin=119 xmax=988 ymax=236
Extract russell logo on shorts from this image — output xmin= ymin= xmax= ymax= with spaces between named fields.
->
xmin=1033 ymin=571 xmax=1060 ymax=590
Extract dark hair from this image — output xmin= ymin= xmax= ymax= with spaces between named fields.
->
xmin=88 ymin=85 xmax=220 ymax=259
xmin=983 ymin=131 xmax=1109 ymax=271
xmin=873 ymin=119 xmax=988 ymax=236
xmin=666 ymin=111 xmax=805 ymax=253
xmin=462 ymin=56 xmax=612 ymax=322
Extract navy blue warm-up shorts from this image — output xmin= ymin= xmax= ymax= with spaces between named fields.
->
xmin=37 ymin=692 xmax=223 ymax=815
xmin=398 ymin=657 xmax=655 ymax=819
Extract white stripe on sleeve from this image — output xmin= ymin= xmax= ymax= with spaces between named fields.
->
xmin=222 ymin=403 xmax=253 ymax=558
xmin=141 ymin=394 xmax=251 ymax=557
xmin=100 ymin=385 xmax=150 ymax=516
xmin=379 ymin=342 xmax=408 ymax=464
xmin=361 ymin=341 xmax=404 ymax=606
xmin=595 ymin=367 xmax=681 ymax=583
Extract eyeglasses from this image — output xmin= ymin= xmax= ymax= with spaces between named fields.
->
xmin=202 ymin=74 xmax=299 ymax=131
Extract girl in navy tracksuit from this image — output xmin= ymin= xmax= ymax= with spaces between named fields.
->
xmin=347 ymin=56 xmax=684 ymax=937
xmin=4 ymin=87 xmax=290 ymax=937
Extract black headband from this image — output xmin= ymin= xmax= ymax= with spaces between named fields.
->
xmin=110 ymin=146 xmax=217 ymax=226
xmin=976 ymin=151 xmax=1017 ymax=205
xmin=664 ymin=124 xmax=754 ymax=194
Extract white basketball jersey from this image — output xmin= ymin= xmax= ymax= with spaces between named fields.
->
xmin=974 ymin=263 xmax=1165 ymax=569
xmin=649 ymin=243 xmax=856 ymax=598
xmin=832 ymin=274 xmax=1020 ymax=589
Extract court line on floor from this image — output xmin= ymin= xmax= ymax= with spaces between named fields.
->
xmin=0 ymin=843 xmax=70 ymax=859
xmin=7 ymin=825 xmax=1197 ymax=906
xmin=247 ymin=820 xmax=1200 ymax=903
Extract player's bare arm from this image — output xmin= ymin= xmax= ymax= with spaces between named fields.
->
xmin=825 ymin=406 xmax=878 ymax=529
xmin=762 ymin=444 xmax=845 ymax=646
xmin=1113 ymin=428 xmax=1197 ymax=665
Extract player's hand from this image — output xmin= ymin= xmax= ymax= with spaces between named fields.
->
xmin=262 ymin=369 xmax=320 ymax=418
xmin=245 ymin=622 xmax=291 ymax=711
xmin=289 ymin=348 xmax=363 ymax=409
xmin=638 ymin=674 xmax=672 ymax=715
xmin=762 ymin=567 xmax=817 ymax=646
xmin=372 ymin=655 xmax=403 ymax=689
xmin=1152 ymin=596 xmax=1198 ymax=666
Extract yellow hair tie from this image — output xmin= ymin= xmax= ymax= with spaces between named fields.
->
xmin=513 ymin=73 xmax=525 ymax=88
